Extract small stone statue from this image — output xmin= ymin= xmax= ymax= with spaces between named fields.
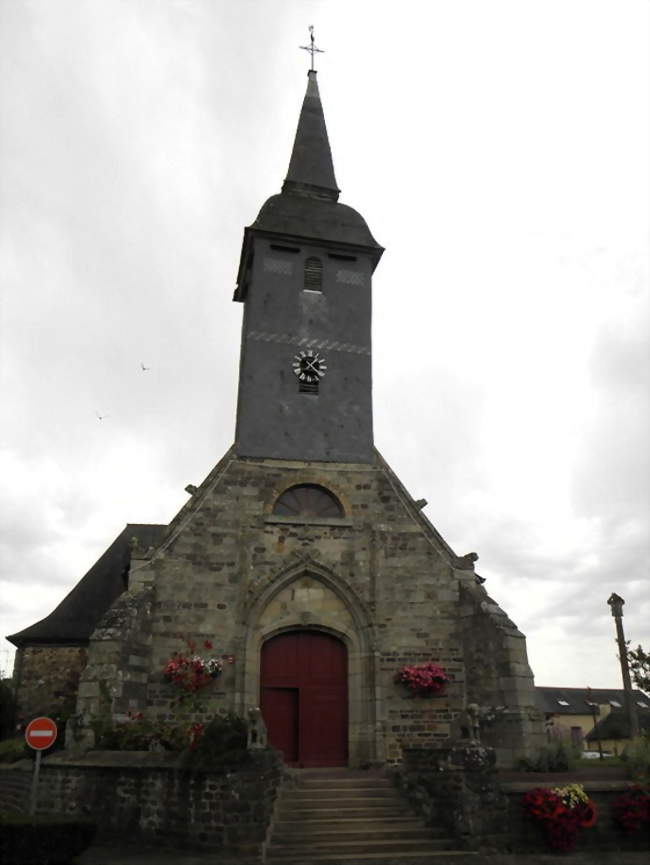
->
xmin=65 ymin=711 xmax=95 ymax=753
xmin=453 ymin=702 xmax=482 ymax=741
xmin=247 ymin=706 xmax=268 ymax=750
xmin=466 ymin=703 xmax=481 ymax=740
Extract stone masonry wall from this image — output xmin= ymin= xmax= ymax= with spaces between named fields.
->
xmin=395 ymin=745 xmax=650 ymax=854
xmin=76 ymin=587 xmax=153 ymax=721
xmin=13 ymin=645 xmax=87 ymax=726
xmin=458 ymin=582 xmax=543 ymax=765
xmin=78 ymin=450 xmax=539 ymax=765
xmin=0 ymin=750 xmax=284 ymax=857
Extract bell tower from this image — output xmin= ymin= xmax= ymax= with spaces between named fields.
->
xmin=233 ymin=70 xmax=383 ymax=463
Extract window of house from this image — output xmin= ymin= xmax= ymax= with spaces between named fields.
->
xmin=272 ymin=484 xmax=343 ymax=519
xmin=304 ymin=257 xmax=323 ymax=292
xmin=609 ymin=700 xmax=622 ymax=708
xmin=557 ymin=699 xmax=570 ymax=707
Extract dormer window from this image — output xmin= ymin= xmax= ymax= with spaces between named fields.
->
xmin=304 ymin=257 xmax=322 ymax=292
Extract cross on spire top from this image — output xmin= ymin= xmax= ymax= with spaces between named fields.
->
xmin=300 ymin=25 xmax=324 ymax=72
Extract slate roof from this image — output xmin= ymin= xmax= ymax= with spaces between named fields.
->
xmin=283 ymin=70 xmax=340 ymax=201
xmin=234 ymin=71 xmax=383 ymax=301
xmin=536 ymin=685 xmax=650 ymax=715
xmin=251 ymin=194 xmax=382 ymax=252
xmin=586 ymin=707 xmax=650 ymax=741
xmin=6 ymin=523 xmax=167 ymax=647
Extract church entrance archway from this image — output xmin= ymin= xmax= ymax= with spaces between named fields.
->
xmin=260 ymin=630 xmax=348 ymax=767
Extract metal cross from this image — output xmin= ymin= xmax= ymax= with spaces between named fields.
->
xmin=300 ymin=25 xmax=324 ymax=71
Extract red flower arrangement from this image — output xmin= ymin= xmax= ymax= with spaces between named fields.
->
xmin=395 ymin=661 xmax=449 ymax=697
xmin=188 ymin=722 xmax=205 ymax=750
xmin=523 ymin=784 xmax=597 ymax=852
xmin=611 ymin=786 xmax=650 ymax=834
xmin=163 ymin=637 xmax=224 ymax=693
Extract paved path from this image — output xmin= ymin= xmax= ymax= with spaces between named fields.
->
xmin=76 ymin=845 xmax=650 ymax=865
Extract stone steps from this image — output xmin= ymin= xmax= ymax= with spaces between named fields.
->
xmin=272 ymin=826 xmax=433 ymax=844
xmin=266 ymin=770 xmax=470 ymax=864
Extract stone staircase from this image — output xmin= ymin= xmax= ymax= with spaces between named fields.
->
xmin=266 ymin=769 xmax=477 ymax=864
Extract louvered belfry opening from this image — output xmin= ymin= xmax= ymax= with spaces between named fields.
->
xmin=304 ymin=256 xmax=323 ymax=291
xmin=272 ymin=484 xmax=344 ymax=518
xmin=299 ymin=378 xmax=319 ymax=395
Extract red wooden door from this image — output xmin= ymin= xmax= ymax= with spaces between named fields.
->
xmin=260 ymin=631 xmax=348 ymax=767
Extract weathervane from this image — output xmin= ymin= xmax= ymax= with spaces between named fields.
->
xmin=300 ymin=25 xmax=324 ymax=72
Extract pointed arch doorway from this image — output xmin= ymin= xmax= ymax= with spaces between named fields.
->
xmin=260 ymin=630 xmax=348 ymax=767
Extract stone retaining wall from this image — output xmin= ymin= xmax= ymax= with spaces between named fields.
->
xmin=0 ymin=749 xmax=284 ymax=858
xmin=395 ymin=744 xmax=649 ymax=854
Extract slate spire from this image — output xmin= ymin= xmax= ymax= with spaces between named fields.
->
xmin=282 ymin=70 xmax=340 ymax=202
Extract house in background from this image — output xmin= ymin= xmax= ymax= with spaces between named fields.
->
xmin=586 ymin=707 xmax=650 ymax=754
xmin=536 ymin=685 xmax=650 ymax=750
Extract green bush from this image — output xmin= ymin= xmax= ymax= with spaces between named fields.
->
xmin=621 ymin=735 xmax=650 ymax=784
xmin=93 ymin=716 xmax=188 ymax=751
xmin=183 ymin=713 xmax=249 ymax=769
xmin=516 ymin=740 xmax=578 ymax=773
xmin=0 ymin=738 xmax=28 ymax=764
xmin=0 ymin=680 xmax=16 ymax=739
xmin=0 ymin=813 xmax=96 ymax=865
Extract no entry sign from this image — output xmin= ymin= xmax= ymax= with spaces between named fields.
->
xmin=25 ymin=716 xmax=57 ymax=751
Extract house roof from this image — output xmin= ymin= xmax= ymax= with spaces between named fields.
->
xmin=536 ymin=685 xmax=650 ymax=715
xmin=586 ymin=707 xmax=650 ymax=741
xmin=6 ymin=523 xmax=167 ymax=647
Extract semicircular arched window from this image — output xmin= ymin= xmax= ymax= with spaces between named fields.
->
xmin=272 ymin=484 xmax=344 ymax=519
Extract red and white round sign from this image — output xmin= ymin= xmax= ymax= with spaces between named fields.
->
xmin=25 ymin=716 xmax=58 ymax=751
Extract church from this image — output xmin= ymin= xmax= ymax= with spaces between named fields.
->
xmin=8 ymin=68 xmax=542 ymax=768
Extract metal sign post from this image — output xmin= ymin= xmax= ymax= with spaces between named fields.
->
xmin=25 ymin=716 xmax=58 ymax=816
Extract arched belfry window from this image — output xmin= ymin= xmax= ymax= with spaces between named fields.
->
xmin=272 ymin=484 xmax=344 ymax=518
xmin=304 ymin=257 xmax=323 ymax=292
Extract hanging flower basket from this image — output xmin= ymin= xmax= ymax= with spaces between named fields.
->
xmin=163 ymin=637 xmax=224 ymax=693
xmin=394 ymin=661 xmax=449 ymax=698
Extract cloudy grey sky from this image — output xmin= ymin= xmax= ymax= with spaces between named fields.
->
xmin=1 ymin=0 xmax=648 ymax=688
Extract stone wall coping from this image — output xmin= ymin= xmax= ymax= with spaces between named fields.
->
xmin=39 ymin=750 xmax=279 ymax=772
xmin=501 ymin=779 xmax=638 ymax=793
xmin=0 ymin=760 xmax=32 ymax=772
xmin=264 ymin=515 xmax=353 ymax=527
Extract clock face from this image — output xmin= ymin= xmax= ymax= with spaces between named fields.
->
xmin=292 ymin=350 xmax=327 ymax=383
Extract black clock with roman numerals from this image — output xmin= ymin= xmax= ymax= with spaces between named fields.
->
xmin=292 ymin=350 xmax=327 ymax=383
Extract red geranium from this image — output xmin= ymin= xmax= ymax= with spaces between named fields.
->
xmin=523 ymin=784 xmax=598 ymax=853
xmin=395 ymin=661 xmax=449 ymax=696
xmin=523 ymin=788 xmax=566 ymax=821
xmin=188 ymin=722 xmax=205 ymax=750
xmin=611 ymin=786 xmax=650 ymax=834
xmin=163 ymin=636 xmax=224 ymax=693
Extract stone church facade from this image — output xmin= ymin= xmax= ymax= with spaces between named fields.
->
xmin=9 ymin=71 xmax=542 ymax=767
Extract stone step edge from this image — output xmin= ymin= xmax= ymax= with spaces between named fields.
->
xmin=266 ymin=850 xmax=479 ymax=863
xmin=272 ymin=829 xmax=433 ymax=841
xmin=297 ymin=781 xmax=392 ymax=788
xmin=268 ymin=837 xmax=449 ymax=851
xmin=280 ymin=795 xmax=403 ymax=803
xmin=277 ymin=807 xmax=413 ymax=815
xmin=277 ymin=807 xmax=410 ymax=815
xmin=275 ymin=817 xmax=424 ymax=827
